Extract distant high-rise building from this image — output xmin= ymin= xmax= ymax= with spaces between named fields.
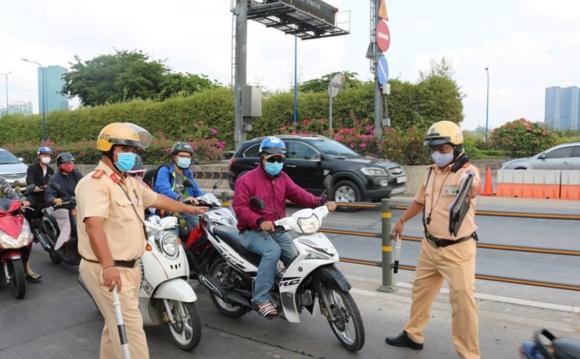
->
xmin=38 ymin=65 xmax=68 ymax=114
xmin=545 ymin=86 xmax=580 ymax=130
xmin=8 ymin=101 xmax=33 ymax=115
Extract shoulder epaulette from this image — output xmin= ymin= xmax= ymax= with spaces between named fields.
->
xmin=92 ymin=169 xmax=105 ymax=179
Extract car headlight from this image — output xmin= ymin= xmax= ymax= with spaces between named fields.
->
xmin=297 ymin=214 xmax=321 ymax=234
xmin=160 ymin=233 xmax=179 ymax=258
xmin=361 ymin=167 xmax=388 ymax=176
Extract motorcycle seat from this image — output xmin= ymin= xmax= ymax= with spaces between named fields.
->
xmin=553 ymin=338 xmax=580 ymax=358
xmin=213 ymin=226 xmax=261 ymax=267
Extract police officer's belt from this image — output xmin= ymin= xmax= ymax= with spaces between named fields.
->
xmin=81 ymin=256 xmax=139 ymax=268
xmin=424 ymin=232 xmax=478 ymax=248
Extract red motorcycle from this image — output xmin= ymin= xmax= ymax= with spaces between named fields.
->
xmin=0 ymin=197 xmax=34 ymax=299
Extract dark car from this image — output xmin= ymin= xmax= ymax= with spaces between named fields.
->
xmin=229 ymin=135 xmax=406 ymax=202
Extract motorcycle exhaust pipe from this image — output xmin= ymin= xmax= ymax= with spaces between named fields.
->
xmin=197 ymin=274 xmax=225 ymax=298
xmin=34 ymin=229 xmax=53 ymax=251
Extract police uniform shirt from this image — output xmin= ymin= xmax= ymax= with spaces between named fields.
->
xmin=414 ymin=163 xmax=481 ymax=240
xmin=76 ymin=161 xmax=158 ymax=261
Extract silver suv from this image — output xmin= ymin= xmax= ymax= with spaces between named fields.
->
xmin=0 ymin=148 xmax=28 ymax=186
xmin=501 ymin=142 xmax=580 ymax=170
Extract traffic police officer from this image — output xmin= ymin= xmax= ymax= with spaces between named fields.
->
xmin=76 ymin=122 xmax=207 ymax=359
xmin=385 ymin=121 xmax=481 ymax=359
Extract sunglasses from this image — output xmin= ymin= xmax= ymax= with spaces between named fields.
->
xmin=266 ymin=156 xmax=285 ymax=163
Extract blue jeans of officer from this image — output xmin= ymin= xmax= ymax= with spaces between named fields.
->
xmin=240 ymin=230 xmax=298 ymax=304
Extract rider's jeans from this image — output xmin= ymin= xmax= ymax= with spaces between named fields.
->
xmin=240 ymin=230 xmax=298 ymax=304
xmin=54 ymin=208 xmax=71 ymax=250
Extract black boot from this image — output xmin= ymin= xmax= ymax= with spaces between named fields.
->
xmin=385 ymin=331 xmax=424 ymax=350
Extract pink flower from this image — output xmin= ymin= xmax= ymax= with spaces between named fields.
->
xmin=210 ymin=128 xmax=218 ymax=136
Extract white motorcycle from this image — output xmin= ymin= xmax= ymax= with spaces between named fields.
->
xmin=189 ymin=194 xmax=365 ymax=352
xmin=80 ymin=214 xmax=202 ymax=351
xmin=139 ymin=215 xmax=201 ymax=351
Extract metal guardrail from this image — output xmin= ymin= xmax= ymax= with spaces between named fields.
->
xmin=338 ymin=202 xmax=580 ymax=221
xmin=330 ymin=199 xmax=580 ymax=292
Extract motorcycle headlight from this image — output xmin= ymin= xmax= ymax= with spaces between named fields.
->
xmin=160 ymin=233 xmax=179 ymax=259
xmin=361 ymin=167 xmax=388 ymax=176
xmin=297 ymin=214 xmax=321 ymax=234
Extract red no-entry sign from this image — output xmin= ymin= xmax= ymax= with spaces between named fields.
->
xmin=376 ymin=19 xmax=391 ymax=53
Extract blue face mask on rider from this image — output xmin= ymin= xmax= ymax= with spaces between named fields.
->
xmin=115 ymin=152 xmax=137 ymax=173
xmin=263 ymin=156 xmax=284 ymax=176
xmin=176 ymin=156 xmax=191 ymax=169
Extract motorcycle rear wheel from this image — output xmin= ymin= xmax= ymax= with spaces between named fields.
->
xmin=208 ymin=258 xmax=248 ymax=318
xmin=8 ymin=258 xmax=26 ymax=299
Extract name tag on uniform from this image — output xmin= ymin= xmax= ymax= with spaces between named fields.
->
xmin=443 ymin=185 xmax=459 ymax=196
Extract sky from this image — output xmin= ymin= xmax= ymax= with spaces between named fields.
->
xmin=1 ymin=0 xmax=579 ymax=130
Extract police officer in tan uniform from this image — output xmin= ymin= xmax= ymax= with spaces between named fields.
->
xmin=76 ymin=122 xmax=207 ymax=359
xmin=386 ymin=121 xmax=481 ymax=359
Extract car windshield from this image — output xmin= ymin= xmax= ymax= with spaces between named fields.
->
xmin=0 ymin=150 xmax=19 ymax=165
xmin=310 ymin=139 xmax=360 ymax=159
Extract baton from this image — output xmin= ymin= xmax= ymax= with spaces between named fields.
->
xmin=112 ymin=285 xmax=132 ymax=359
xmin=393 ymin=234 xmax=402 ymax=274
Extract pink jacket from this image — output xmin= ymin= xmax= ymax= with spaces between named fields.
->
xmin=233 ymin=166 xmax=325 ymax=231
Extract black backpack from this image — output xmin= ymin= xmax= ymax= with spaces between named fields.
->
xmin=142 ymin=165 xmax=165 ymax=189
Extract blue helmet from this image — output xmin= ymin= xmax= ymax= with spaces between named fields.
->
xmin=259 ymin=136 xmax=286 ymax=156
xmin=37 ymin=146 xmax=53 ymax=155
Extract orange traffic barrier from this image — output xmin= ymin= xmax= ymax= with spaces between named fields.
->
xmin=496 ymin=170 xmax=560 ymax=199
xmin=560 ymin=170 xmax=580 ymax=200
xmin=480 ymin=166 xmax=494 ymax=196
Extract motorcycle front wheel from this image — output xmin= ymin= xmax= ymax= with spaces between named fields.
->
xmin=320 ymin=283 xmax=365 ymax=352
xmin=8 ymin=258 xmax=26 ymax=299
xmin=164 ymin=299 xmax=202 ymax=351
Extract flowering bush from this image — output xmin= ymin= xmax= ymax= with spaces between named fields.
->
xmin=6 ymin=137 xmax=225 ymax=165
xmin=491 ymin=118 xmax=557 ymax=158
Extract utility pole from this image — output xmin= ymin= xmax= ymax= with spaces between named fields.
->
xmin=234 ymin=0 xmax=248 ymax=150
xmin=372 ymin=0 xmax=383 ymax=139
xmin=293 ymin=35 xmax=298 ymax=130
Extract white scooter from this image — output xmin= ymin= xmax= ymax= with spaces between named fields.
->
xmin=80 ymin=214 xmax=202 ymax=351
xmin=139 ymin=214 xmax=201 ymax=351
xmin=189 ymin=194 xmax=365 ymax=352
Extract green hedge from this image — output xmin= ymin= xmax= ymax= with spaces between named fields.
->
xmin=0 ymin=87 xmax=235 ymax=147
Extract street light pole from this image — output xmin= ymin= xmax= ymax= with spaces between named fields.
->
xmin=0 ymin=72 xmax=10 ymax=115
xmin=22 ymin=58 xmax=47 ymax=141
xmin=485 ymin=67 xmax=490 ymax=142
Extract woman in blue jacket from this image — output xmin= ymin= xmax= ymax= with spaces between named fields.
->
xmin=153 ymin=142 xmax=203 ymax=232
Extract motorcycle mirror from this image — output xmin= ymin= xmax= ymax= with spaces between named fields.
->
xmin=323 ymin=175 xmax=333 ymax=190
xmin=183 ymin=179 xmax=193 ymax=188
xmin=21 ymin=183 xmax=35 ymax=195
xmin=249 ymin=197 xmax=265 ymax=210
xmin=320 ymin=175 xmax=333 ymax=199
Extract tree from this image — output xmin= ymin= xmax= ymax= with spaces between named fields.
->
xmin=62 ymin=50 xmax=220 ymax=106
xmin=491 ymin=118 xmax=557 ymax=158
xmin=63 ymin=50 xmax=168 ymax=106
xmin=159 ymin=73 xmax=219 ymax=100
xmin=299 ymin=71 xmax=364 ymax=93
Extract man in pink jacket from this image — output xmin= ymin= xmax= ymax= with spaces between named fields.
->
xmin=233 ymin=136 xmax=337 ymax=318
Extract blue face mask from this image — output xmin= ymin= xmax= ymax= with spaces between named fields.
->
xmin=431 ymin=151 xmax=454 ymax=168
xmin=115 ymin=152 xmax=137 ymax=173
xmin=176 ymin=157 xmax=191 ymax=169
xmin=264 ymin=162 xmax=284 ymax=176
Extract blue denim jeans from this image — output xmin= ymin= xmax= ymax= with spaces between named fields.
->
xmin=240 ymin=230 xmax=298 ymax=304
